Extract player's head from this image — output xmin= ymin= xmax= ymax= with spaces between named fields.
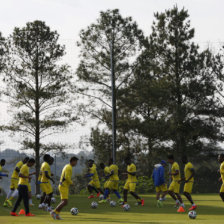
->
xmin=160 ymin=160 xmax=167 ymax=167
xmin=100 ymin=163 xmax=105 ymax=169
xmin=70 ymin=156 xmax=79 ymax=167
xmin=43 ymin=154 xmax=51 ymax=162
xmin=88 ymin=159 xmax=94 ymax=167
xmin=125 ymin=156 xmax=131 ymax=165
xmin=218 ymin=154 xmax=224 ymax=163
xmin=181 ymin=155 xmax=188 ymax=164
xmin=27 ymin=158 xmax=35 ymax=167
xmin=49 ymin=156 xmax=54 ymax=165
xmin=108 ymin=158 xmax=113 ymax=165
xmin=23 ymin=157 xmax=29 ymax=164
xmin=0 ymin=159 xmax=6 ymax=166
xmin=167 ymin=154 xmax=174 ymax=164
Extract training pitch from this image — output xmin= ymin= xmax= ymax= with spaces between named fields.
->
xmin=0 ymin=194 xmax=224 ymax=224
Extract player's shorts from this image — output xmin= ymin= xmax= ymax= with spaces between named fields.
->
xmin=106 ymin=180 xmax=119 ymax=190
xmin=124 ymin=181 xmax=136 ymax=192
xmin=88 ymin=180 xmax=100 ymax=189
xmin=184 ymin=181 xmax=194 ymax=194
xmin=168 ymin=181 xmax=180 ymax=194
xmin=42 ymin=182 xmax=53 ymax=195
xmin=59 ymin=185 xmax=69 ymax=200
xmin=10 ymin=178 xmax=19 ymax=190
xmin=39 ymin=183 xmax=46 ymax=193
xmin=28 ymin=183 xmax=31 ymax=192
xmin=155 ymin=184 xmax=167 ymax=193
xmin=220 ymin=183 xmax=224 ymax=193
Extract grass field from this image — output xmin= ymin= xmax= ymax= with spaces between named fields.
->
xmin=0 ymin=194 xmax=224 ymax=224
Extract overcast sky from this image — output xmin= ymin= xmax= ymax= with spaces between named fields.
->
xmin=0 ymin=0 xmax=224 ymax=152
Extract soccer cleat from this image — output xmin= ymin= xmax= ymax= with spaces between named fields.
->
xmin=3 ymin=201 xmax=8 ymax=207
xmin=189 ymin=205 xmax=197 ymax=211
xmin=55 ymin=214 xmax=62 ymax=220
xmin=7 ymin=200 xmax=13 ymax=207
xmin=50 ymin=211 xmax=57 ymax=219
xmin=99 ymin=199 xmax=107 ymax=204
xmin=19 ymin=209 xmax=25 ymax=215
xmin=88 ymin=195 xmax=94 ymax=199
xmin=118 ymin=198 xmax=124 ymax=205
xmin=25 ymin=213 xmax=35 ymax=216
xmin=10 ymin=212 xmax=19 ymax=216
xmin=141 ymin=199 xmax=144 ymax=206
xmin=177 ymin=206 xmax=185 ymax=213
xmin=96 ymin=192 xmax=100 ymax=197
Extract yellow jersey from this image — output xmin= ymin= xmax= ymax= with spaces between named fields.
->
xmin=104 ymin=166 xmax=110 ymax=176
xmin=89 ymin=164 xmax=99 ymax=181
xmin=0 ymin=165 xmax=2 ymax=172
xmin=41 ymin=162 xmax=51 ymax=183
xmin=11 ymin=161 xmax=23 ymax=179
xmin=171 ymin=162 xmax=180 ymax=181
xmin=18 ymin=164 xmax=29 ymax=186
xmin=60 ymin=164 xmax=73 ymax=188
xmin=184 ymin=162 xmax=194 ymax=182
xmin=127 ymin=163 xmax=137 ymax=182
xmin=220 ymin=161 xmax=224 ymax=182
xmin=109 ymin=164 xmax=119 ymax=181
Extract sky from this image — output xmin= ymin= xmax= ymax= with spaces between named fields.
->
xmin=0 ymin=0 xmax=224 ymax=152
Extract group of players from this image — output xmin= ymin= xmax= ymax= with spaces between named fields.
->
xmin=0 ymin=153 xmax=224 ymax=220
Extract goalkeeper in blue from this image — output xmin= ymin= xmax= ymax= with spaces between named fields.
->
xmin=152 ymin=160 xmax=168 ymax=207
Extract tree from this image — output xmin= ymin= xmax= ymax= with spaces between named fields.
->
xmin=0 ymin=32 xmax=6 ymax=73
xmin=3 ymin=21 xmax=76 ymax=193
xmin=76 ymin=9 xmax=145 ymax=160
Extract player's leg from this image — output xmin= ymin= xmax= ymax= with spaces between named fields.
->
xmin=123 ymin=181 xmax=129 ymax=204
xmin=168 ymin=181 xmax=180 ymax=207
xmin=129 ymin=183 xmax=144 ymax=206
xmin=11 ymin=186 xmax=23 ymax=215
xmin=219 ymin=184 xmax=224 ymax=202
xmin=22 ymin=186 xmax=31 ymax=215
xmin=99 ymin=181 xmax=110 ymax=203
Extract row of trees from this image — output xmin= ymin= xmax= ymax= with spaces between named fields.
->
xmin=0 ymin=6 xmax=224 ymax=192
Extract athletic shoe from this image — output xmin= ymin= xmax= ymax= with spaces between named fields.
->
xmin=50 ymin=211 xmax=57 ymax=220
xmin=55 ymin=214 xmax=62 ymax=220
xmin=6 ymin=200 xmax=13 ymax=207
xmin=177 ymin=206 xmax=185 ymax=213
xmin=88 ymin=195 xmax=94 ymax=199
xmin=141 ymin=199 xmax=145 ymax=206
xmin=189 ymin=205 xmax=197 ymax=211
xmin=10 ymin=212 xmax=19 ymax=216
xmin=25 ymin=213 xmax=35 ymax=216
xmin=99 ymin=199 xmax=107 ymax=204
xmin=118 ymin=198 xmax=124 ymax=204
xmin=19 ymin=209 xmax=25 ymax=215
xmin=3 ymin=201 xmax=8 ymax=207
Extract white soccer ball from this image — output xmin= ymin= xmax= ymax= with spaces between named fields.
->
xmin=91 ymin=201 xmax=98 ymax=209
xmin=36 ymin=194 xmax=41 ymax=199
xmin=110 ymin=200 xmax=116 ymax=207
xmin=123 ymin=204 xmax=130 ymax=211
xmin=38 ymin=204 xmax=43 ymax=209
xmin=99 ymin=194 xmax=104 ymax=200
xmin=51 ymin=197 xmax=56 ymax=203
xmin=70 ymin=207 xmax=79 ymax=215
xmin=188 ymin=210 xmax=197 ymax=219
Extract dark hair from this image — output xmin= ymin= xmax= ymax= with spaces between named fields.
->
xmin=43 ymin=154 xmax=51 ymax=162
xmin=70 ymin=156 xmax=79 ymax=162
xmin=0 ymin=159 xmax=5 ymax=163
xmin=23 ymin=157 xmax=29 ymax=162
xmin=28 ymin=158 xmax=35 ymax=163
xmin=50 ymin=156 xmax=54 ymax=162
xmin=88 ymin=159 xmax=94 ymax=163
xmin=167 ymin=154 xmax=174 ymax=160
xmin=220 ymin=154 xmax=224 ymax=159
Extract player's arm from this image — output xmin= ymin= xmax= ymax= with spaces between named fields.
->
xmin=44 ymin=171 xmax=55 ymax=184
xmin=185 ymin=168 xmax=195 ymax=183
xmin=169 ymin=169 xmax=179 ymax=176
xmin=65 ymin=169 xmax=73 ymax=185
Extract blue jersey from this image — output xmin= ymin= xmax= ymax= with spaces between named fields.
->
xmin=152 ymin=164 xmax=165 ymax=187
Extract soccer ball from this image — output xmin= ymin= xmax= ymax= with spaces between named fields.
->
xmin=38 ymin=204 xmax=43 ymax=209
xmin=123 ymin=204 xmax=130 ymax=211
xmin=99 ymin=194 xmax=104 ymax=200
xmin=110 ymin=201 xmax=116 ymax=207
xmin=51 ymin=197 xmax=56 ymax=203
xmin=36 ymin=194 xmax=41 ymax=199
xmin=91 ymin=201 xmax=98 ymax=209
xmin=188 ymin=210 xmax=197 ymax=219
xmin=70 ymin=207 xmax=79 ymax=215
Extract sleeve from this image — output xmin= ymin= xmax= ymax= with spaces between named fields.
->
xmin=221 ymin=164 xmax=224 ymax=174
xmin=65 ymin=167 xmax=73 ymax=185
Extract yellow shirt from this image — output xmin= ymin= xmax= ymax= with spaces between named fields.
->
xmin=89 ymin=164 xmax=99 ymax=181
xmin=104 ymin=166 xmax=110 ymax=176
xmin=11 ymin=161 xmax=23 ymax=179
xmin=60 ymin=164 xmax=73 ymax=188
xmin=41 ymin=162 xmax=51 ymax=183
xmin=18 ymin=164 xmax=29 ymax=186
xmin=220 ymin=161 xmax=224 ymax=182
xmin=127 ymin=163 xmax=137 ymax=182
xmin=184 ymin=162 xmax=194 ymax=182
xmin=109 ymin=164 xmax=119 ymax=181
xmin=0 ymin=165 xmax=2 ymax=172
xmin=171 ymin=162 xmax=180 ymax=181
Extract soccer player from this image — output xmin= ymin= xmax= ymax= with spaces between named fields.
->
xmin=41 ymin=156 xmax=55 ymax=211
xmin=218 ymin=154 xmax=224 ymax=203
xmin=99 ymin=159 xmax=123 ymax=204
xmin=167 ymin=154 xmax=185 ymax=212
xmin=99 ymin=162 xmax=110 ymax=191
xmin=0 ymin=159 xmax=8 ymax=195
xmin=86 ymin=159 xmax=103 ymax=199
xmin=179 ymin=155 xmax=197 ymax=210
xmin=10 ymin=158 xmax=36 ymax=217
xmin=123 ymin=157 xmax=144 ymax=206
xmin=50 ymin=156 xmax=78 ymax=220
xmin=152 ymin=160 xmax=168 ymax=207
xmin=4 ymin=157 xmax=29 ymax=207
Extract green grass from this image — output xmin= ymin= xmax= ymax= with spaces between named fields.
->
xmin=0 ymin=194 xmax=224 ymax=224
